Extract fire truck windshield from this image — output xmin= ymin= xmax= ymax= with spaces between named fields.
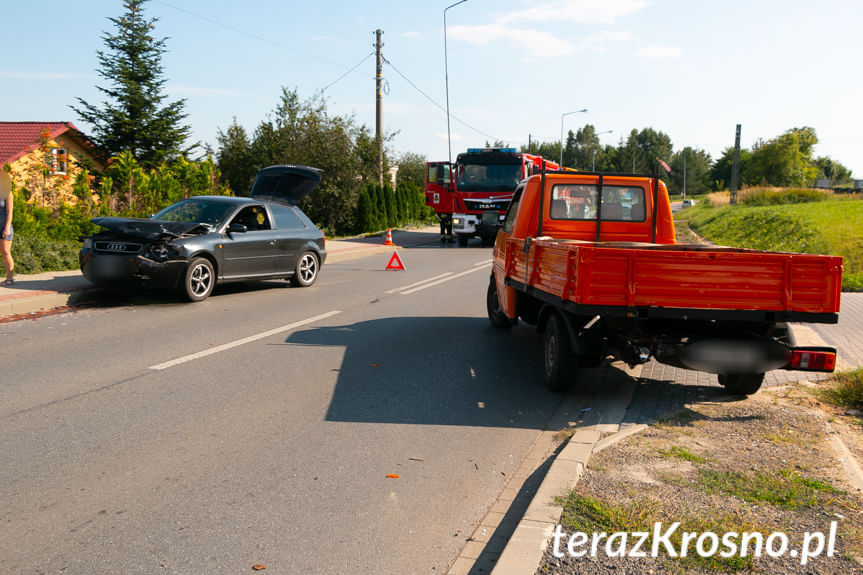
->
xmin=456 ymin=158 xmax=522 ymax=191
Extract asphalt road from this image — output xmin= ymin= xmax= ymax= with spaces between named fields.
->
xmin=0 ymin=240 xmax=573 ymax=574
xmin=3 ymin=236 xmax=860 ymax=575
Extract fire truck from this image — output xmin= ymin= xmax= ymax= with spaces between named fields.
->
xmin=425 ymin=148 xmax=561 ymax=246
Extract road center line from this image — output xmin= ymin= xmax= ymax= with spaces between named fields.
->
xmin=400 ymin=262 xmax=492 ymax=295
xmin=385 ymin=272 xmax=453 ymax=294
xmin=149 ymin=310 xmax=342 ymax=371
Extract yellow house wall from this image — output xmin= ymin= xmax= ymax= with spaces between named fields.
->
xmin=7 ymin=134 xmax=102 ymax=208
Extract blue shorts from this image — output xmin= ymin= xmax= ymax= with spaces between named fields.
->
xmin=0 ymin=204 xmax=11 ymax=241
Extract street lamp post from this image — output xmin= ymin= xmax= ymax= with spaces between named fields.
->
xmin=559 ymin=109 xmax=587 ymax=167
xmin=444 ymin=0 xmax=469 ymax=165
xmin=592 ymin=130 xmax=612 ymax=171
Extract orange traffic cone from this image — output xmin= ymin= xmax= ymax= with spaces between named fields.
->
xmin=384 ymin=229 xmax=395 ymax=246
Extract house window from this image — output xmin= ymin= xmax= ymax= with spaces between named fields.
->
xmin=50 ymin=148 xmax=68 ymax=175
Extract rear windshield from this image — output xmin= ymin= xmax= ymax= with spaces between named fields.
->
xmin=549 ymin=184 xmax=646 ymax=222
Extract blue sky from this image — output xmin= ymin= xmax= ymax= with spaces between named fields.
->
xmin=3 ymin=0 xmax=862 ymax=177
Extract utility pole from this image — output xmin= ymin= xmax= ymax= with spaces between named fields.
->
xmin=730 ymin=124 xmax=741 ymax=205
xmin=375 ymin=29 xmax=384 ymax=188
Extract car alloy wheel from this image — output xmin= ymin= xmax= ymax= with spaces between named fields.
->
xmin=182 ymin=257 xmax=215 ymax=301
xmin=291 ymin=252 xmax=319 ymax=287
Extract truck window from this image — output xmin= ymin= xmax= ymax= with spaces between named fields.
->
xmin=550 ymin=184 xmax=645 ymax=222
xmin=503 ymin=187 xmax=523 ymax=233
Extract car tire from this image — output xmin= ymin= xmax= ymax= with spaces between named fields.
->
xmin=544 ymin=313 xmax=577 ymax=393
xmin=718 ymin=373 xmax=764 ymax=395
xmin=291 ymin=251 xmax=319 ymax=287
xmin=487 ymin=275 xmax=516 ymax=329
xmin=182 ymin=257 xmax=215 ymax=302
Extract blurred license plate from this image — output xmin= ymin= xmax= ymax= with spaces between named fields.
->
xmin=91 ymin=256 xmax=128 ymax=278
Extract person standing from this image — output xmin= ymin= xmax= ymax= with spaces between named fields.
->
xmin=0 ymin=169 xmax=14 ymax=286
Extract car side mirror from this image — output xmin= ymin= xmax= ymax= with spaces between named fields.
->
xmin=228 ymin=223 xmax=247 ymax=234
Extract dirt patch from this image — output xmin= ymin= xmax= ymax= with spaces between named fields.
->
xmin=538 ymin=383 xmax=863 ymax=574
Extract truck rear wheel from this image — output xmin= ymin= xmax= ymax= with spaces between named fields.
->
xmin=544 ymin=314 xmax=577 ymax=392
xmin=487 ymin=276 xmax=516 ymax=329
xmin=718 ymin=373 xmax=764 ymax=395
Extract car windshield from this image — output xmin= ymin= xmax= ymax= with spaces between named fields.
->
xmin=456 ymin=160 xmax=522 ymax=191
xmin=153 ymin=199 xmax=235 ymax=228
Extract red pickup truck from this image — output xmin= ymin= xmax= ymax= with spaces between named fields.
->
xmin=488 ymin=170 xmax=843 ymax=395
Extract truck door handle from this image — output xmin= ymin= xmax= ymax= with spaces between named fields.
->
xmin=523 ymin=237 xmax=533 ymax=254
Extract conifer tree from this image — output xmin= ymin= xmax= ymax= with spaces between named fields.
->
xmin=73 ymin=0 xmax=191 ymax=168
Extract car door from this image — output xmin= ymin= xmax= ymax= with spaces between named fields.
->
xmin=219 ymin=205 xmax=281 ymax=278
xmin=267 ymin=203 xmax=309 ymax=272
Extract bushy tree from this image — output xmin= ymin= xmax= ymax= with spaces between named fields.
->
xmin=812 ymin=157 xmax=852 ymax=186
xmin=395 ymin=152 xmax=426 ymax=189
xmin=216 ymin=119 xmax=256 ymax=195
xmin=669 ymin=147 xmax=713 ymax=196
xmin=747 ymin=127 xmax=818 ymax=187
xmin=72 ymin=0 xmax=192 ymax=168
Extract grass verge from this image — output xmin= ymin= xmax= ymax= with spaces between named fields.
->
xmin=816 ymin=369 xmax=863 ymax=412
xmin=679 ymin=194 xmax=863 ymax=291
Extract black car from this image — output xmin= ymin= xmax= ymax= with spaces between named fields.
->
xmin=80 ymin=165 xmax=326 ymax=302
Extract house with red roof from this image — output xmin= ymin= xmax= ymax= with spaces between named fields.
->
xmin=0 ymin=122 xmax=106 ymax=207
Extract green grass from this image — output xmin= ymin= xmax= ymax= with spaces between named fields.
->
xmin=656 ymin=445 xmax=709 ymax=464
xmin=556 ymin=492 xmax=756 ymax=571
xmin=683 ymin=195 xmax=863 ymax=291
xmin=817 ymin=369 xmax=863 ymax=410
xmin=688 ymin=468 xmax=844 ymax=510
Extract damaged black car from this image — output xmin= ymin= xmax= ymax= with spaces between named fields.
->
xmin=79 ymin=165 xmax=326 ymax=302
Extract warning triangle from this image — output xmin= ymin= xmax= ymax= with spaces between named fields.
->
xmin=386 ymin=250 xmax=406 ymax=271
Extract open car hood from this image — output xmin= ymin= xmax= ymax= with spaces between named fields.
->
xmin=90 ymin=217 xmax=205 ymax=240
xmin=250 ymin=165 xmax=322 ymax=205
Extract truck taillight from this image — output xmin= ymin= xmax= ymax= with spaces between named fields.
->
xmin=789 ymin=348 xmax=836 ymax=372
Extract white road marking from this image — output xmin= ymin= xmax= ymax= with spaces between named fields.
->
xmin=385 ymin=272 xmax=453 ymax=293
xmin=473 ymin=259 xmax=493 ymax=267
xmin=149 ymin=310 xmax=342 ymax=371
xmin=400 ymin=262 xmax=492 ymax=295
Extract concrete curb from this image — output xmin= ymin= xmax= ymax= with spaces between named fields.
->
xmin=488 ymin=364 xmax=642 ymax=575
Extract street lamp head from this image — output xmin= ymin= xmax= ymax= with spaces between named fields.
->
xmin=560 ymin=108 xmax=588 ymax=166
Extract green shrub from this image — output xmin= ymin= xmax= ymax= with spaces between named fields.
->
xmin=9 ymin=235 xmax=80 ymax=274
xmin=742 ymin=188 xmax=828 ymax=206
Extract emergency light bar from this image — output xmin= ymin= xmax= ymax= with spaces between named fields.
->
xmin=466 ymin=148 xmax=517 ymax=154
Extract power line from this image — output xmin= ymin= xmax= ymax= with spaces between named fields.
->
xmin=321 ymin=52 xmax=375 ymax=92
xmin=382 ymin=56 xmax=506 ymax=144
xmin=153 ymin=0 xmax=358 ymax=73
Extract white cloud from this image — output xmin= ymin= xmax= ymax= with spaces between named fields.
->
xmin=449 ymin=0 xmax=648 ymax=59
xmin=635 ymin=45 xmax=682 ymax=60
xmin=499 ymin=0 xmax=651 ymax=25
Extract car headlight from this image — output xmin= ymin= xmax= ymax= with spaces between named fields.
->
xmin=147 ymin=243 xmax=176 ymax=261
xmin=452 ymin=218 xmax=462 ymax=225
xmin=82 ymin=238 xmax=93 ymax=249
